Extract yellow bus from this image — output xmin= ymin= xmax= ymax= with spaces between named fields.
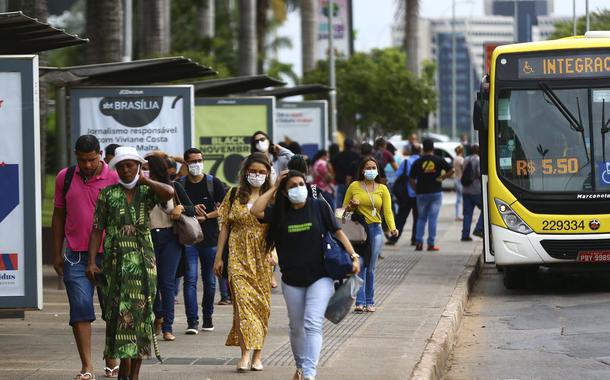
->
xmin=474 ymin=32 xmax=610 ymax=288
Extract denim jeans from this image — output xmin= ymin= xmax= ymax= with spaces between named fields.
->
xmin=454 ymin=179 xmax=463 ymax=219
xmin=335 ymin=184 xmax=347 ymax=208
xmin=218 ymin=276 xmax=230 ymax=300
xmin=282 ymin=277 xmax=334 ymax=378
xmin=462 ymin=193 xmax=484 ymax=239
xmin=151 ymin=228 xmax=182 ymax=333
xmin=390 ymin=196 xmax=418 ymax=244
xmin=63 ymin=249 xmax=103 ymax=326
xmin=184 ymin=243 xmax=217 ymax=324
xmin=356 ymin=223 xmax=383 ymax=306
xmin=415 ymin=192 xmax=443 ymax=246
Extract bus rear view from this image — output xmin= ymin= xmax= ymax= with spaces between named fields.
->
xmin=478 ymin=33 xmax=610 ymax=288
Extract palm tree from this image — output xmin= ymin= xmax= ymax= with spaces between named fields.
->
xmin=196 ymin=0 xmax=215 ymax=39
xmin=85 ymin=0 xmax=123 ymax=63
xmin=403 ymin=0 xmax=419 ymax=74
xmin=139 ymin=0 xmax=171 ymax=57
xmin=239 ymin=0 xmax=257 ymax=75
xmin=300 ymin=0 xmax=315 ymax=75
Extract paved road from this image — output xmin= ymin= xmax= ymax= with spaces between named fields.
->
xmin=446 ymin=265 xmax=610 ymax=380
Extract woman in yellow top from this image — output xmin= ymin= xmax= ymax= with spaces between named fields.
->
xmin=343 ymin=156 xmax=398 ymax=313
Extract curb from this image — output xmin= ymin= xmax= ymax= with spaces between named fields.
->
xmin=409 ymin=248 xmax=483 ymax=380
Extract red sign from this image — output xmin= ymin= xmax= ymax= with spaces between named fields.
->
xmin=484 ymin=42 xmax=502 ymax=74
xmin=577 ymin=251 xmax=610 ymax=263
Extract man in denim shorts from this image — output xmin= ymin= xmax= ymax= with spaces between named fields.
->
xmin=52 ymin=135 xmax=119 ymax=380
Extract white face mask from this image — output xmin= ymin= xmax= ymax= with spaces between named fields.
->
xmin=256 ymin=138 xmax=270 ymax=152
xmin=247 ymin=173 xmax=267 ymax=188
xmin=119 ymin=173 xmax=140 ymax=189
xmin=288 ymin=185 xmax=308 ymax=204
xmin=364 ymin=169 xmax=378 ymax=181
xmin=188 ymin=162 xmax=204 ymax=176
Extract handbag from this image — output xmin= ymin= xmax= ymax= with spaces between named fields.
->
xmin=335 ymin=208 xmax=367 ymax=244
xmin=325 ymin=275 xmax=364 ymax=324
xmin=173 ymin=184 xmax=204 ymax=245
xmin=314 ymin=200 xmax=354 ymax=280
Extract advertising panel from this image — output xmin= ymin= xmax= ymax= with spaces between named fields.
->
xmin=0 ymin=56 xmax=42 ymax=309
xmin=316 ymin=0 xmax=351 ymax=61
xmin=71 ymin=86 xmax=194 ymax=157
xmin=275 ymin=101 xmax=328 ymax=158
xmin=195 ymin=98 xmax=274 ymax=185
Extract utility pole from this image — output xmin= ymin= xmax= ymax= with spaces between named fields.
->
xmin=586 ymin=0 xmax=590 ymax=33
xmin=451 ymin=0 xmax=456 ymax=141
xmin=573 ymin=0 xmax=576 ymax=36
xmin=328 ymin=0 xmax=338 ymax=143
xmin=123 ymin=0 xmax=133 ymax=61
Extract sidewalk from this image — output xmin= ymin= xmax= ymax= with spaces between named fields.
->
xmin=0 ymin=193 xmax=482 ymax=380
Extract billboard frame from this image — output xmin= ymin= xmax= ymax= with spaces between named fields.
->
xmin=276 ymin=100 xmax=328 ymax=152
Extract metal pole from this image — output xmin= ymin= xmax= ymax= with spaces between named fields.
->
xmin=513 ymin=0 xmax=518 ymax=42
xmin=56 ymin=87 xmax=68 ymax=169
xmin=586 ymin=0 xmax=590 ymax=33
xmin=451 ymin=0 xmax=456 ymax=141
xmin=573 ymin=0 xmax=576 ymax=36
xmin=328 ymin=0 xmax=338 ymax=143
xmin=123 ymin=0 xmax=133 ymax=61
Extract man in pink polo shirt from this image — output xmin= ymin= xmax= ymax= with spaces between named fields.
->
xmin=52 ymin=135 xmax=119 ymax=380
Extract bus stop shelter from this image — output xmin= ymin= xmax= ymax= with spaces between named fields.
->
xmin=193 ymin=75 xmax=285 ymax=97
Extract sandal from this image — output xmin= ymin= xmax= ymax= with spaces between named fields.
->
xmin=366 ymin=305 xmax=376 ymax=312
xmin=354 ymin=305 xmax=364 ymax=313
xmin=75 ymin=372 xmax=96 ymax=380
xmin=103 ymin=366 xmax=119 ymax=378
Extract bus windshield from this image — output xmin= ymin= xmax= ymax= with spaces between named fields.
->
xmin=496 ymin=86 xmax=610 ymax=192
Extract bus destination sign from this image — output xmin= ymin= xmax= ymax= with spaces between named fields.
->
xmin=518 ymin=54 xmax=610 ymax=79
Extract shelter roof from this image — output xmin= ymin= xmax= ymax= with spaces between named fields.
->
xmin=248 ymin=84 xmax=332 ymax=99
xmin=193 ymin=75 xmax=285 ymax=97
xmin=0 ymin=11 xmax=88 ymax=54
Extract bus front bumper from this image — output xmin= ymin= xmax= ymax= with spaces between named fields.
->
xmin=492 ymin=225 xmax=610 ymax=266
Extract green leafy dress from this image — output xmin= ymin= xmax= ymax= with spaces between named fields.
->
xmin=93 ymin=184 xmax=161 ymax=361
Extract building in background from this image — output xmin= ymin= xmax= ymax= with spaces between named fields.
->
xmin=393 ymin=0 xmax=565 ymax=138
xmin=485 ymin=0 xmax=552 ymax=43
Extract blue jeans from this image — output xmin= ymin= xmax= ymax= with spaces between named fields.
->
xmin=63 ymin=249 xmax=103 ymax=326
xmin=454 ymin=179 xmax=463 ymax=219
xmin=356 ymin=223 xmax=383 ymax=306
xmin=335 ymin=184 xmax=347 ymax=208
xmin=416 ymin=192 xmax=443 ymax=246
xmin=218 ymin=276 xmax=230 ymax=300
xmin=462 ymin=193 xmax=484 ymax=239
xmin=151 ymin=228 xmax=182 ymax=333
xmin=282 ymin=277 xmax=334 ymax=378
xmin=184 ymin=244 xmax=217 ymax=323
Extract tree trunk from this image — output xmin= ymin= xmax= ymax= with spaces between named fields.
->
xmin=238 ymin=0 xmax=257 ymax=75
xmin=256 ymin=0 xmax=268 ymax=73
xmin=300 ymin=0 xmax=315 ymax=74
xmin=138 ymin=0 xmax=171 ymax=57
xmin=196 ymin=0 xmax=215 ymax=39
xmin=85 ymin=0 xmax=123 ymax=63
xmin=7 ymin=0 xmax=49 ymax=191
xmin=404 ymin=0 xmax=419 ymax=74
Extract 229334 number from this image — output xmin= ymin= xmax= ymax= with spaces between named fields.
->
xmin=542 ymin=220 xmax=585 ymax=231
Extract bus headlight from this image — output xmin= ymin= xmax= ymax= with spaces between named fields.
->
xmin=494 ymin=198 xmax=532 ymax=234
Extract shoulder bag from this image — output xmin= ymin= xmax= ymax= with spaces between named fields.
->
xmin=313 ymin=200 xmax=354 ymax=280
xmin=173 ymin=183 xmax=204 ymax=245
xmin=335 ymin=208 xmax=367 ymax=244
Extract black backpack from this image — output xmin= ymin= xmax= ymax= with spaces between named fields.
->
xmin=460 ymin=158 xmax=475 ymax=187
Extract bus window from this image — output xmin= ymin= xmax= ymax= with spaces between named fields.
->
xmin=592 ymin=89 xmax=610 ymax=190
xmin=496 ymin=88 xmax=592 ymax=192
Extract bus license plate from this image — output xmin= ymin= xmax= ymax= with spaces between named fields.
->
xmin=577 ymin=251 xmax=610 ymax=263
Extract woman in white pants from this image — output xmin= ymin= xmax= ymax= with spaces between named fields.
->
xmin=251 ymin=170 xmax=359 ymax=380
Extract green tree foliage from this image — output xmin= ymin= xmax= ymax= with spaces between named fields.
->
xmin=303 ymin=48 xmax=437 ymax=136
xmin=551 ymin=9 xmax=610 ymax=39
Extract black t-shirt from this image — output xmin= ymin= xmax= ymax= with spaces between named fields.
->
xmin=184 ymin=175 xmax=227 ymax=246
xmin=409 ymin=154 xmax=452 ymax=194
xmin=263 ymin=199 xmax=339 ymax=287
xmin=330 ymin=150 xmax=361 ymax=185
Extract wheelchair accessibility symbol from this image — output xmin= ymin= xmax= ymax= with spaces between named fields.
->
xmin=602 ymin=162 xmax=610 ymax=185
xmin=522 ymin=60 xmax=535 ymax=74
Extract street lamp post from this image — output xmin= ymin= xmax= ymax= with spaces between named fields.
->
xmin=586 ymin=0 xmax=590 ymax=33
xmin=451 ymin=0 xmax=456 ymax=141
xmin=328 ymin=0 xmax=338 ymax=144
xmin=573 ymin=0 xmax=576 ymax=36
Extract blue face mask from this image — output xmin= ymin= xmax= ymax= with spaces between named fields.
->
xmin=364 ymin=169 xmax=378 ymax=181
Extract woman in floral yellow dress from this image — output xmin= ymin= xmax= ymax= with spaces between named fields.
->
xmin=215 ymin=152 xmax=275 ymax=372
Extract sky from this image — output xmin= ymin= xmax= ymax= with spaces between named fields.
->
xmin=277 ymin=0 xmax=609 ymax=78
